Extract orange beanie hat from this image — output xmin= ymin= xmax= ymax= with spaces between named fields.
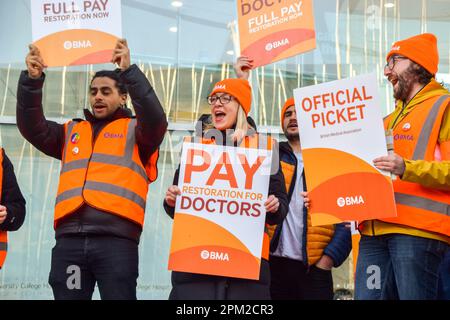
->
xmin=281 ymin=97 xmax=295 ymax=126
xmin=386 ymin=33 xmax=439 ymax=75
xmin=209 ymin=78 xmax=252 ymax=115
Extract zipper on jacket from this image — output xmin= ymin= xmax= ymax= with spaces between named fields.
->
xmin=80 ymin=121 xmax=132 ymax=216
xmin=77 ymin=121 xmax=109 ymax=233
xmin=82 ymin=121 xmax=109 ymax=191
xmin=390 ymin=104 xmax=405 ymax=129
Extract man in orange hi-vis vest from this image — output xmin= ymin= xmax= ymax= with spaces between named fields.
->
xmin=0 ymin=148 xmax=26 ymax=270
xmin=355 ymin=33 xmax=449 ymax=300
xmin=16 ymin=39 xmax=167 ymax=300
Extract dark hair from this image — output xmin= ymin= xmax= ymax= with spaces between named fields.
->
xmin=91 ymin=69 xmax=128 ymax=95
xmin=410 ymin=62 xmax=433 ymax=85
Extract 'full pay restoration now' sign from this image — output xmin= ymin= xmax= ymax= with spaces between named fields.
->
xmin=168 ymin=141 xmax=273 ymax=280
xmin=294 ymin=73 xmax=397 ymax=226
xmin=31 ymin=0 xmax=122 ymax=67
xmin=237 ymin=0 xmax=316 ymax=68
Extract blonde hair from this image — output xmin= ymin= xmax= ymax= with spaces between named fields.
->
xmin=205 ymin=105 xmax=251 ymax=143
xmin=231 ymin=106 xmax=249 ymax=143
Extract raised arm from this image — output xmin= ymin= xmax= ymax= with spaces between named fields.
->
xmin=113 ymin=39 xmax=168 ymax=163
xmin=16 ymin=44 xmax=65 ymax=160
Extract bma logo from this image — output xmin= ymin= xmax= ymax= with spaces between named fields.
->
xmin=103 ymin=132 xmax=124 ymax=139
xmin=337 ymin=196 xmax=365 ymax=208
xmin=391 ymin=45 xmax=401 ymax=51
xmin=394 ymin=134 xmax=414 ymax=141
xmin=200 ymin=250 xmax=229 ymax=261
xmin=402 ymin=123 xmax=411 ymax=131
xmin=213 ymin=84 xmax=226 ymax=90
xmin=265 ymin=38 xmax=290 ymax=52
xmin=64 ymin=40 xmax=93 ymax=50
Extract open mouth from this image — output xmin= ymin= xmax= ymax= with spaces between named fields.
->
xmin=288 ymin=122 xmax=298 ymax=129
xmin=388 ymin=76 xmax=398 ymax=87
xmin=93 ymin=104 xmax=107 ymax=112
xmin=214 ymin=110 xmax=226 ymax=122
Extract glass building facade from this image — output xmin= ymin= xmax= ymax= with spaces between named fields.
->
xmin=0 ymin=0 xmax=449 ymax=299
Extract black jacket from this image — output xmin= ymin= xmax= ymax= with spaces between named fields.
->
xmin=0 ymin=149 xmax=26 ymax=232
xmin=16 ymin=64 xmax=167 ymax=243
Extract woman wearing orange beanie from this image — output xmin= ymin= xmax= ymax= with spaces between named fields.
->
xmin=163 ymin=78 xmax=289 ymax=300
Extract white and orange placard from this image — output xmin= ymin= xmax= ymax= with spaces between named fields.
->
xmin=168 ymin=141 xmax=273 ymax=280
xmin=293 ymin=73 xmax=397 ymax=226
xmin=31 ymin=0 xmax=122 ymax=67
xmin=237 ymin=0 xmax=316 ymax=68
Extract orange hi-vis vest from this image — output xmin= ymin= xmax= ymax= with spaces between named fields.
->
xmin=0 ymin=149 xmax=6 ymax=269
xmin=185 ymin=133 xmax=273 ymax=260
xmin=381 ymin=95 xmax=450 ymax=236
xmin=55 ymin=118 xmax=159 ymax=228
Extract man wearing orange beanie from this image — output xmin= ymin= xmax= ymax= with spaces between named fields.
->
xmin=355 ymin=33 xmax=450 ymax=300
xmin=266 ymin=97 xmax=351 ymax=300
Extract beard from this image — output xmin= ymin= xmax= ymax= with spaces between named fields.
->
xmin=393 ymin=65 xmax=416 ymax=102
xmin=284 ymin=129 xmax=300 ymax=142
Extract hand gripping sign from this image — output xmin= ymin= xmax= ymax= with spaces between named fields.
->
xmin=168 ymin=138 xmax=273 ymax=280
xmin=31 ymin=0 xmax=122 ymax=67
xmin=294 ymin=73 xmax=397 ymax=226
xmin=237 ymin=0 xmax=316 ymax=68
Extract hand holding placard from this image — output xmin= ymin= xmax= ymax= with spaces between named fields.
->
xmin=264 ymin=194 xmax=279 ymax=213
xmin=26 ymin=44 xmax=48 ymax=79
xmin=234 ymin=56 xmax=254 ymax=80
xmin=373 ymin=153 xmax=406 ymax=177
xmin=301 ymin=191 xmax=310 ymax=209
xmin=0 ymin=205 xmax=7 ymax=225
xmin=165 ymin=185 xmax=181 ymax=208
xmin=111 ymin=38 xmax=130 ymax=71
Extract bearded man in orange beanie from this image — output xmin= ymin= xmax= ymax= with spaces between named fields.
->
xmin=355 ymin=33 xmax=450 ymax=300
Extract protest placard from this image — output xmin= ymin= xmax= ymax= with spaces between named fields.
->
xmin=237 ymin=0 xmax=316 ymax=67
xmin=31 ymin=0 xmax=122 ymax=67
xmin=168 ymin=140 xmax=273 ymax=280
xmin=294 ymin=73 xmax=397 ymax=226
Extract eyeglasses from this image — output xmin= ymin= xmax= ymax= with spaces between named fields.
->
xmin=385 ymin=55 xmax=407 ymax=70
xmin=207 ymin=94 xmax=233 ymax=105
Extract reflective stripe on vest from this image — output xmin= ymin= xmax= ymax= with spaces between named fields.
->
xmin=395 ymin=193 xmax=449 ymax=217
xmin=412 ymin=95 xmax=449 ymax=160
xmin=185 ymin=133 xmax=273 ymax=260
xmin=381 ymin=95 xmax=450 ymax=236
xmin=55 ymin=118 xmax=157 ymax=226
xmin=0 ymin=149 xmax=6 ymax=269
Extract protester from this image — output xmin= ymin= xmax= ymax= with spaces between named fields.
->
xmin=16 ymin=39 xmax=167 ymax=299
xmin=164 ymin=77 xmax=289 ymax=300
xmin=355 ymin=33 xmax=450 ymax=300
xmin=0 ymin=148 xmax=26 ymax=270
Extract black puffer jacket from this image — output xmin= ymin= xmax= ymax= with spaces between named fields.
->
xmin=16 ymin=64 xmax=167 ymax=243
xmin=0 ymin=149 xmax=26 ymax=232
